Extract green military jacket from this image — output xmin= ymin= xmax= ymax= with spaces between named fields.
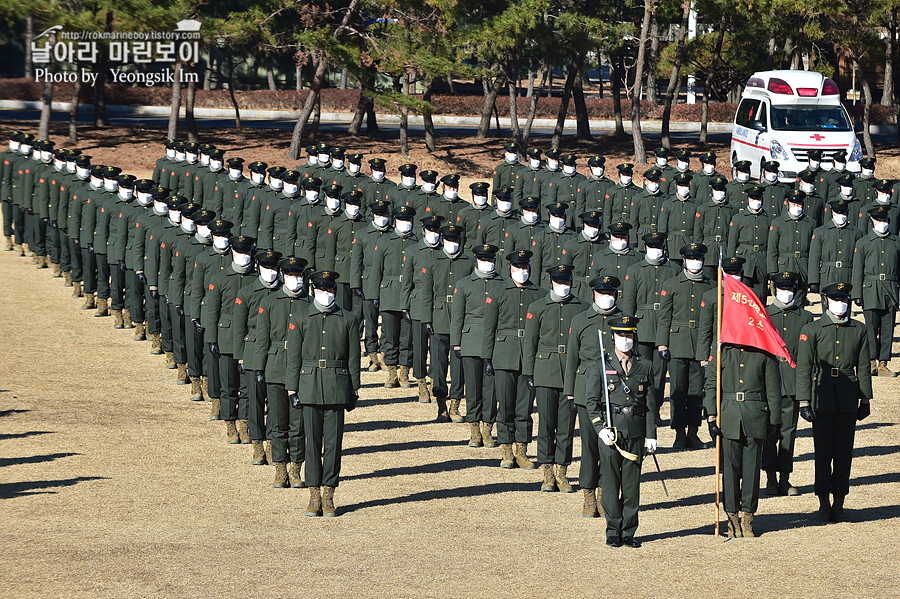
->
xmin=430 ymin=196 xmax=469 ymax=227
xmin=476 ymin=210 xmax=519 ymax=257
xmin=194 ymin=168 xmax=223 ymax=210
xmin=285 ymin=303 xmax=361 ymax=403
xmin=255 ymin=288 xmax=311 ymax=384
xmin=492 ymin=161 xmax=519 ymax=197
xmin=319 ymin=166 xmax=345 ymax=188
xmin=658 ymin=165 xmax=678 ymax=193
xmin=761 ymin=180 xmax=790 ymax=218
xmin=0 ymin=149 xmax=19 ymax=201
xmin=766 ymin=299 xmax=814 ymax=397
xmin=241 ymin=182 xmax=265 ymax=239
xmin=589 ymin=245 xmax=643 ymax=292
xmin=403 ymin=239 xmax=442 ymax=322
xmin=523 ymin=293 xmax=587 ymax=388
xmin=630 ymin=188 xmax=669 ymax=249
xmin=725 ymin=179 xmax=755 ymax=208
xmin=535 ymin=227 xmax=576 ymax=288
xmin=215 ymin=177 xmax=254 ymax=233
xmin=727 ymin=208 xmax=771 ymax=283
xmin=561 ymin=233 xmax=606 ymax=301
xmin=54 ymin=170 xmax=80 ymax=229
xmin=234 ymin=277 xmax=280 ymax=368
xmin=257 ymin=189 xmax=295 ymax=255
xmin=563 ymin=304 xmax=626 ymax=405
xmin=450 ymin=270 xmax=504 ymax=354
xmin=808 ymin=221 xmax=864 ymax=287
xmin=203 ymin=265 xmax=258 ymax=355
xmin=796 ymin=312 xmax=873 ymax=412
xmin=857 ymin=201 xmax=900 ymax=236
xmin=621 ymin=257 xmax=680 ymax=347
xmin=350 ymin=221 xmax=391 ymax=298
xmin=585 ymin=349 xmax=658 ymax=440
xmin=514 ymin=166 xmax=553 ymax=204
xmin=852 ymin=231 xmax=900 ymax=310
xmin=303 ymin=207 xmax=353 ymax=278
xmin=175 ymin=160 xmax=201 ymax=202
xmin=371 ymin=230 xmax=419 ymax=311
xmin=362 ymin=178 xmax=396 ymax=213
xmin=103 ymin=197 xmax=127 ymax=263
xmin=656 ymin=270 xmax=714 ymax=360
xmin=767 ymin=212 xmax=817 ymax=279
xmin=152 ymin=156 xmax=172 ymax=188
xmin=170 ymin=237 xmax=209 ymax=316
xmin=19 ymin=156 xmax=42 ymax=212
xmin=547 ymin=172 xmax=585 ymax=226
xmin=576 ymin=175 xmax=614 ymax=217
xmin=146 ymin=221 xmax=178 ymax=291
xmin=693 ymin=169 xmax=724 ymax=204
xmin=407 ymin=190 xmax=441 ymax=218
xmin=113 ymin=202 xmax=145 ymax=268
xmin=658 ymin=195 xmax=698 ymax=254
xmin=507 ymin=219 xmax=546 ymax=257
xmin=288 ymin=199 xmax=325 ymax=255
xmin=482 ymin=278 xmax=545 ymax=371
xmin=695 ymin=200 xmax=736 ymax=266
xmin=420 ymin=250 xmax=474 ymax=334
xmin=602 ymin=182 xmax=641 ymax=231
xmin=384 ymin=183 xmax=419 ymax=212
xmin=852 ymin=175 xmax=878 ymax=207
xmin=335 ymin=172 xmax=369 ymax=208
xmin=457 ymin=203 xmax=493 ymax=253
xmin=192 ymin=247 xmax=231 ymax=321
xmin=703 ymin=345 xmax=782 ymax=440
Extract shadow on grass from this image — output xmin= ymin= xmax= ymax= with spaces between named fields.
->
xmin=0 ymin=431 xmax=54 ymax=441
xmin=0 ymin=476 xmax=108 ymax=499
xmin=343 ymin=457 xmax=495 ymax=482
xmin=0 ymin=452 xmax=80 ymax=468
xmin=0 ymin=409 xmax=29 ymax=418
xmin=338 ymin=481 xmax=535 ymax=515
xmin=345 ymin=419 xmax=429 ymax=433
xmin=344 ymin=439 xmax=460 ymax=456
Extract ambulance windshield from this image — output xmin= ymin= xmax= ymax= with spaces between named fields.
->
xmin=770 ymin=105 xmax=852 ymax=132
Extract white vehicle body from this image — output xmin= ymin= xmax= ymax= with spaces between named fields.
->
xmin=730 ymin=70 xmax=862 ymax=183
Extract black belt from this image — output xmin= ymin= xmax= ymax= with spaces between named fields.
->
xmin=538 ymin=345 xmax=567 ymax=354
xmin=866 ymin=274 xmax=897 ymax=282
xmin=722 ymin=392 xmax=764 ymax=402
xmin=638 ymin=302 xmax=660 ymax=311
xmin=607 ymin=405 xmax=647 ymax=416
xmin=301 ymin=360 xmax=348 ymax=369
xmin=740 ymin=244 xmax=764 ymax=252
xmin=823 ymin=261 xmax=848 ymax=268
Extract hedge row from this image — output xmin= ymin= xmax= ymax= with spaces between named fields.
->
xmin=1 ymin=78 xmax=896 ymax=125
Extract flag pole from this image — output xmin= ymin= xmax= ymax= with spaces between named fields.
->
xmin=714 ymin=248 xmax=723 ymax=536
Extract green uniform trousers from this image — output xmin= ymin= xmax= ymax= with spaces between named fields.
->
xmin=411 ymin=320 xmax=430 ymax=380
xmin=303 ymin=404 xmax=345 ymax=488
xmin=864 ymin=308 xmax=895 ymax=362
xmin=429 ymin=334 xmax=464 ymax=399
xmin=494 ymin=369 xmax=534 ymax=444
xmin=247 ymin=372 xmax=268 ymax=441
xmin=723 ymin=429 xmax=764 ymax=513
xmin=600 ymin=435 xmax=645 ymax=539
xmin=762 ymin=395 xmax=799 ymax=474
xmin=669 ymin=358 xmax=705 ymax=429
xmin=268 ymin=383 xmax=304 ymax=464
xmin=363 ymin=299 xmax=380 ymax=354
xmin=812 ymin=410 xmax=857 ymax=497
xmin=463 ymin=356 xmax=496 ymax=424
xmin=535 ymin=387 xmax=574 ymax=466
xmin=218 ymin=354 xmax=247 ymax=421
xmin=169 ymin=303 xmax=186 ymax=364
xmin=380 ymin=310 xmax=412 ymax=366
xmin=577 ymin=404 xmax=602 ymax=489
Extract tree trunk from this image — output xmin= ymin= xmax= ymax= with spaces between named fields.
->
xmin=523 ymin=60 xmax=549 ymax=146
xmin=289 ymin=0 xmax=359 ymax=159
xmin=25 ymin=15 xmax=33 ymax=79
xmin=647 ymin=12 xmax=659 ymax=103
xmin=631 ymin=0 xmax=655 ymax=163
xmin=782 ymin=35 xmax=795 ymax=70
xmin=476 ymin=71 xmax=506 ymax=139
xmin=267 ymin=54 xmax=277 ymax=91
xmin=340 ymin=67 xmax=349 ymax=89
xmin=93 ymin=11 xmax=113 ymax=127
xmin=226 ymin=55 xmax=242 ymax=131
xmin=766 ymin=23 xmax=776 ymax=70
xmin=349 ymin=65 xmax=377 ymax=135
xmin=700 ymin=15 xmax=727 ymax=144
xmin=573 ymin=58 xmax=592 ymax=139
xmin=68 ymin=67 xmax=81 ymax=144
xmin=508 ymin=57 xmax=522 ymax=143
xmin=790 ymin=43 xmax=802 ymax=70
xmin=526 ymin=69 xmax=535 ymax=98
xmin=167 ymin=61 xmax=183 ymax=140
xmin=185 ymin=67 xmax=199 ymax=143
xmin=400 ymin=72 xmax=409 ymax=158
xmin=854 ymin=59 xmax=875 ymax=157
xmin=309 ymin=91 xmax=321 ymax=144
xmin=551 ymin=58 xmax=582 ymax=149
xmin=37 ymin=33 xmax=55 ymax=140
xmin=882 ymin=14 xmax=895 ymax=106
xmin=661 ymin=0 xmax=690 ymax=148
xmin=423 ymin=77 xmax=436 ymax=152
xmin=612 ymin=56 xmax=625 ymax=136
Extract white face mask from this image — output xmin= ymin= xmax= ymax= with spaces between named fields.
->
xmin=318 ymin=154 xmax=331 ymax=164
xmin=530 ymin=158 xmax=541 ymax=169
xmin=9 ymin=141 xmax=19 ymax=151
xmin=175 ymin=152 xmax=185 ymax=162
xmin=809 ymin=160 xmax=820 ymax=169
xmin=505 ymin=152 xmax=518 ymax=163
xmin=402 ymin=176 xmax=416 ymax=187
xmin=326 ymin=197 xmax=341 ymax=212
xmin=444 ymin=189 xmax=458 ymax=200
xmin=832 ymin=212 xmax=848 ymax=227
xmin=736 ymin=172 xmax=750 ymax=183
xmin=726 ymin=273 xmax=742 ymax=282
xmin=497 ymin=200 xmax=513 ymax=213
xmin=332 ymin=160 xmax=344 ymax=169
xmin=153 ymin=201 xmax=168 ymax=215
xmin=371 ymin=170 xmax=385 ymax=181
xmin=422 ymin=182 xmax=436 ymax=193
xmin=251 ymin=172 xmax=265 ymax=185
xmin=118 ymin=187 xmax=134 ymax=201
xmin=233 ymin=251 xmax=252 ymax=267
xmin=834 ymin=162 xmax=846 ymax=172
xmin=788 ymin=204 xmax=803 ymax=218
xmin=863 ymin=169 xmax=876 ymax=177
xmin=702 ymin=164 xmax=715 ymax=175
xmin=547 ymin=159 xmax=559 ymax=170
xmin=181 ymin=218 xmax=195 ymax=233
xmin=228 ymin=168 xmax=242 ymax=180
xmin=210 ymin=159 xmax=223 ymax=171
xmin=550 ymin=215 xmax=566 ymax=230
xmin=840 ymin=186 xmax=853 ymax=198
xmin=196 ymin=224 xmax=211 ymax=239
xmin=285 ymin=275 xmax=305 ymax=293
xmin=591 ymin=166 xmax=605 ymax=178
xmin=522 ymin=210 xmax=538 ymax=224
xmin=308 ymin=156 xmax=318 ymax=166
xmin=712 ymin=190 xmax=726 ymax=202
xmin=476 ymin=259 xmax=495 ymax=274
xmin=443 ymin=240 xmax=459 ymax=255
xmin=424 ymin=230 xmax=440 ymax=245
xmin=873 ymin=220 xmax=890 ymax=234
xmin=676 ymin=160 xmax=689 ymax=171
xmin=200 ymin=154 xmax=210 ymax=166
xmin=685 ymin=258 xmax=704 ymax=273
xmin=40 ymin=150 xmax=52 ymax=162
xmin=552 ymin=282 xmax=571 ymax=297
xmin=799 ymin=183 xmax=814 ymax=194
xmin=620 ymin=175 xmax=633 ymax=186
xmin=583 ymin=225 xmax=599 ymax=240
xmin=373 ymin=214 xmax=390 ymax=228
xmin=395 ymin=220 xmax=413 ymax=234
xmin=473 ymin=194 xmax=488 ymax=207
xmin=260 ymin=267 xmax=279 ymax=283
xmin=186 ymin=153 xmax=198 ymax=164
xmin=314 ymin=288 xmax=335 ymax=306
xmin=676 ymin=185 xmax=690 ymax=198
xmin=283 ymin=183 xmax=299 ymax=196
xmin=166 ymin=148 xmax=176 ymax=158
xmin=510 ymin=267 xmax=530 ymax=284
xmin=877 ymin=193 xmax=891 ymax=204
xmin=614 ymin=334 xmax=634 ymax=353
xmin=269 ymin=178 xmax=284 ymax=190
xmin=53 ymin=159 xmax=65 ymax=170
xmin=595 ymin=293 xmax=616 ymax=310
xmin=76 ymin=166 xmax=90 ymax=179
xmin=646 ymin=247 xmax=664 ymax=261
xmin=748 ymin=198 xmax=762 ymax=212
xmin=765 ymin=172 xmax=778 ymax=182
xmin=90 ymin=176 xmax=103 ymax=188
xmin=137 ymin=192 xmax=153 ymax=206
xmin=20 ymin=145 xmax=32 ymax=154
xmin=104 ymin=179 xmax=119 ymax=192
xmin=828 ymin=298 xmax=849 ymax=317
xmin=610 ymin=238 xmax=628 ymax=251
xmin=345 ymin=204 xmax=360 ymax=217
xmin=563 ymin=165 xmax=576 ymax=175
xmin=305 ymin=190 xmax=319 ymax=203
xmin=645 ymin=181 xmax=660 ymax=193
xmin=348 ymin=163 xmax=361 ymax=174
xmin=656 ymin=157 xmax=668 ymax=168
xmin=775 ymin=288 xmax=795 ymax=305
xmin=168 ymin=210 xmax=181 ymax=225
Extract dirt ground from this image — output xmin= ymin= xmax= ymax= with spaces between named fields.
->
xmin=2 ymin=121 xmax=900 ymax=598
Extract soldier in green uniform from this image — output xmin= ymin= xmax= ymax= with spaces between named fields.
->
xmin=824 ymin=174 xmax=863 ymax=228
xmin=705 ymin=334 xmax=782 ymax=538
xmin=362 ymin=158 xmax=395 ymax=212
xmin=630 ymin=167 xmax=668 ymax=251
xmin=603 ymin=163 xmax=640 ymax=231
xmin=665 ymin=149 xmax=693 ymax=196
xmin=305 ymin=183 xmax=354 ymax=310
xmin=311 ymin=143 xmax=333 ymax=182
xmin=696 ymin=257 xmax=747 ymax=369
xmin=760 ymin=161 xmax=790 ymax=217
xmin=507 ymin=197 xmax=546 ymax=258
xmin=797 ymin=281 xmax=873 ymax=522
xmin=160 ymin=201 xmax=197 ymax=380
xmin=152 ymin=139 xmax=176 ymax=188
xmin=351 ymin=200 xmax=392 ymax=371
xmin=340 ymin=153 xmax=369 ymax=207
xmin=796 ymin=169 xmax=826 ymax=227
xmin=258 ymin=257 xmax=311 ymax=488
xmin=408 ymin=169 xmax=441 ymax=217
xmin=586 ymin=315 xmax=658 ymax=548
xmin=297 ymin=144 xmax=318 ymax=181
xmin=288 ymin=176 xmax=323 ymax=256
xmin=493 ymin=142 xmax=520 ymax=197
xmin=523 ymin=265 xmax=586 ymax=492
xmin=1 ymin=131 xmax=22 ymax=249
xmin=561 ymin=210 xmax=605 ymax=301
xmin=385 ymin=163 xmax=420 ymax=212
xmin=658 ymin=173 xmax=698 ymax=263
xmin=286 ymin=270 xmax=361 ymax=518
xmin=116 ymin=178 xmax=154 ymax=338
xmin=256 ymin=166 xmax=290 ymax=254
xmin=452 ymin=244 xmax=504 ymax=447
xmin=727 ymin=185 xmax=771 ymax=300
xmin=421 ymin=225 xmax=473 ymax=422
xmin=853 ymin=158 xmax=878 ymax=206
xmin=534 ymin=202 xmax=576 ymax=288
xmin=537 ymin=148 xmax=562 ymax=201
xmin=589 ymin=221 xmax=642 ymax=286
xmin=821 ymin=150 xmax=849 ymax=201
xmin=431 ymin=174 xmax=468 ymax=226
xmin=806 ymin=149 xmax=829 ymax=200
xmin=768 ymin=189 xmax=816 ymax=305
xmin=241 ymin=161 xmax=269 ymax=238
xmin=340 ymin=190 xmax=368 ymax=328
xmin=143 ymin=188 xmax=176 ymax=358
xmin=63 ymin=154 xmax=91 ymax=296
xmin=458 ymin=181 xmax=492 ymax=253
xmin=403 ymin=214 xmax=445 ymax=404
xmin=513 ymin=148 xmax=546 ymax=204
xmin=371 ymin=205 xmax=419 ymax=388
xmin=763 ymin=271 xmax=814 ymax=496
xmin=657 ymin=243 xmax=714 ymax=448
xmin=100 ymin=170 xmax=128 ymax=327
xmin=575 ymin=155 xmax=613 ymax=217
xmin=194 ymin=148 xmax=225 ymax=211
xmin=476 ymin=188 xmax=518 ymax=257
xmin=693 ymin=152 xmax=721 ymax=204
xmin=483 ymin=250 xmax=545 ymax=469
xmin=857 ymin=179 xmax=900 ymax=236
xmin=546 ymin=153 xmax=584 ymax=226
xmin=204 ymin=235 xmax=258 ymax=443
xmin=564 ymin=274 xmax=628 ymax=517
xmin=622 ymin=232 xmax=679 ymax=424
xmin=695 ymin=174 xmax=735 ymax=278
xmin=234 ymin=249 xmax=283 ymax=465
xmin=320 ymin=147 xmax=346 ymax=188
xmin=10 ymin=133 xmax=35 ymax=254
xmin=808 ymin=198 xmax=864 ymax=299
xmin=651 ymin=147 xmax=676 ymax=191
xmin=726 ymin=161 xmax=754 ymax=208
xmin=852 ymin=205 xmax=900 ymax=377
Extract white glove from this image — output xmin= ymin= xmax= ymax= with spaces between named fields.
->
xmin=645 ymin=438 xmax=658 ymax=454
xmin=599 ymin=428 xmax=616 ymax=446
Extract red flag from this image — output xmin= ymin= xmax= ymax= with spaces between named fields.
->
xmin=720 ymin=276 xmax=795 ymax=367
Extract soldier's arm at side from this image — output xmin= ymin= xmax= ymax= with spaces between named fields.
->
xmin=765 ymin=354 xmax=782 ymax=425
xmin=851 ymin=239 xmax=864 ymax=300
xmin=349 ymin=313 xmax=361 ymax=390
xmin=726 ymin=217 xmax=739 ymax=255
xmin=766 ymin=223 xmax=779 ymax=275
xmin=795 ymin=325 xmax=814 ymax=405
xmin=421 ymin=263 xmax=435 ymax=323
xmin=254 ymin=303 xmax=272 ymax=376
xmin=656 ymin=283 xmax=674 ymax=348
xmin=522 ymin=302 xmax=539 ymax=377
xmin=233 ymin=292 xmax=249 ymax=361
xmin=696 ymin=294 xmax=714 ymax=362
xmin=807 ymin=232 xmax=822 ymax=285
xmin=857 ymin=326 xmax=873 ymax=400
xmin=702 ymin=353 xmax=718 ymax=418
xmin=284 ymin=312 xmax=302 ymax=392
xmin=562 ymin=318 xmax=581 ymax=397
xmin=449 ymin=281 xmax=465 ymax=348
xmin=644 ymin=362 xmax=659 ymax=439
xmin=189 ymin=260 xmax=204 ymax=318
xmin=583 ymin=361 xmax=606 ymax=435
xmin=621 ymin=265 xmax=638 ymax=316
xmin=481 ymin=289 xmax=500 ymax=360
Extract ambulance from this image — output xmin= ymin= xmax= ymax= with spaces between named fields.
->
xmin=730 ymin=70 xmax=862 ymax=182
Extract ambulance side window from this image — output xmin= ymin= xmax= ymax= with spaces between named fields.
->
xmin=736 ymin=99 xmax=761 ymax=128
xmin=756 ymin=103 xmax=768 ymax=130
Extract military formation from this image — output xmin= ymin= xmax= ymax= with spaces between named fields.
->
xmin=1 ymin=131 xmax=890 ymax=542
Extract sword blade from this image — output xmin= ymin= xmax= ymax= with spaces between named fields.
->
xmin=652 ymin=452 xmax=669 ymax=496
